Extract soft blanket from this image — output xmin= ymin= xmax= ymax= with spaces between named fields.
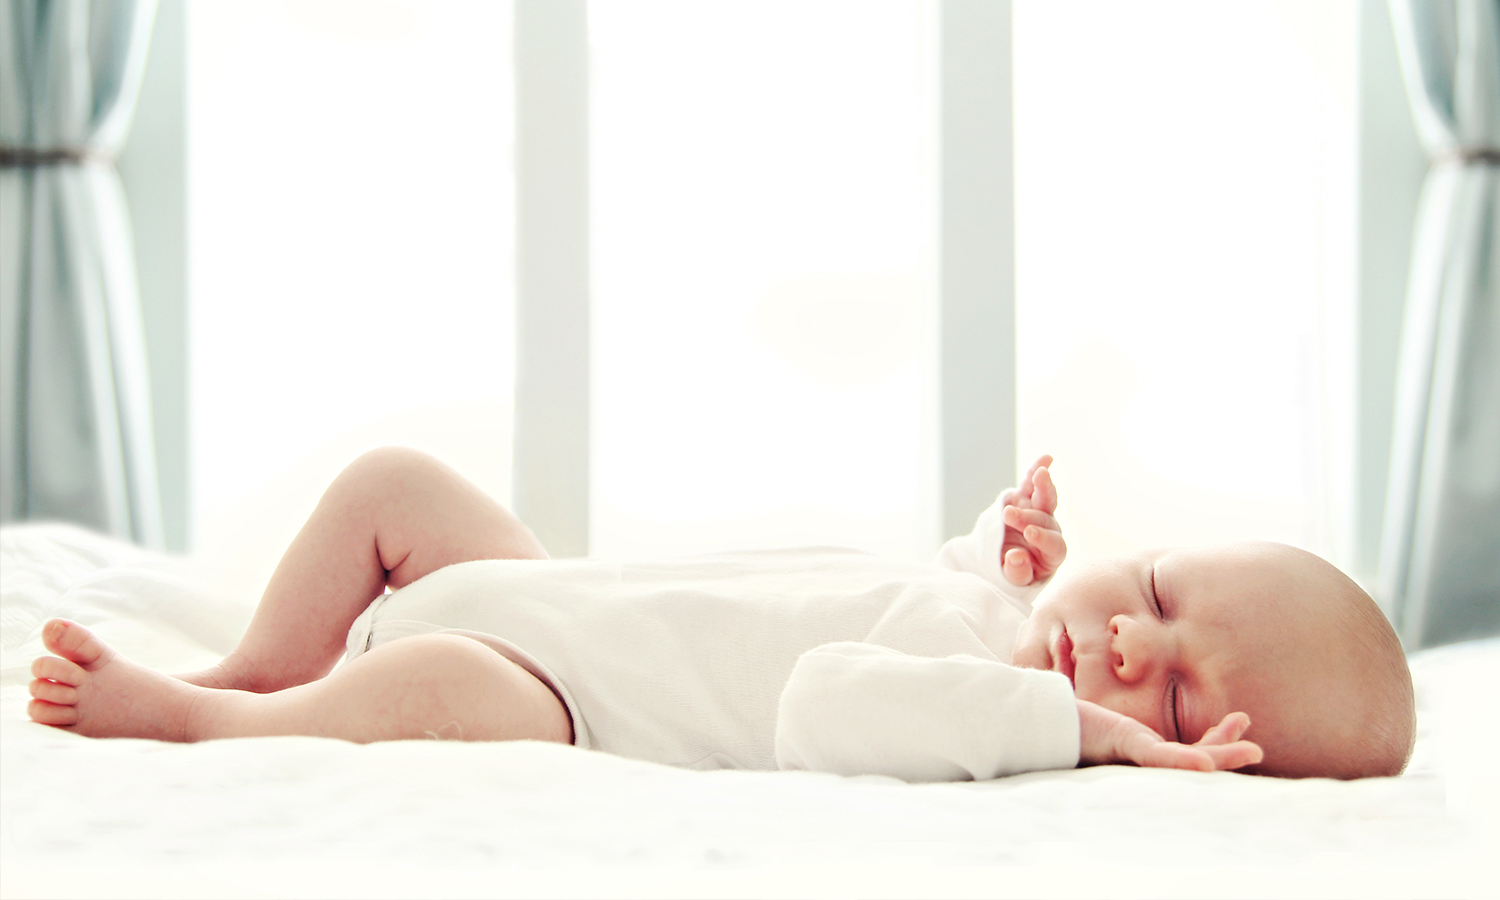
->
xmin=1 ymin=524 xmax=1492 ymax=899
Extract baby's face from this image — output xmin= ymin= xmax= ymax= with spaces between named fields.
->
xmin=1012 ymin=543 xmax=1345 ymax=758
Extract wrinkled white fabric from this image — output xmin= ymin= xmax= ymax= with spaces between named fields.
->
xmin=0 ymin=523 xmax=1482 ymax=895
xmin=774 ymin=642 xmax=1078 ymax=780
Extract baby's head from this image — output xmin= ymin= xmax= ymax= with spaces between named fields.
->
xmin=1013 ymin=541 xmax=1415 ymax=779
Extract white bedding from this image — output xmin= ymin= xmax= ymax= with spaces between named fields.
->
xmin=1 ymin=523 xmax=1493 ymax=899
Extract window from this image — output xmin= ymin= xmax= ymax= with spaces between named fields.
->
xmin=1014 ymin=1 xmax=1357 ymax=566
xmin=188 ymin=0 xmax=514 ymax=581
xmin=589 ymin=0 xmax=941 ymax=559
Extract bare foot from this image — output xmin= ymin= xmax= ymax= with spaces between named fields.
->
xmin=28 ymin=619 xmax=205 ymax=742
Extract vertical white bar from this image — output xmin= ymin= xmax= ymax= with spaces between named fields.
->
xmin=118 ymin=0 xmax=189 ymax=551
xmin=941 ymin=0 xmax=1015 ymax=538
xmin=513 ymin=0 xmax=590 ymax=556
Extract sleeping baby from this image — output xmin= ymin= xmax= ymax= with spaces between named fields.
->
xmin=26 ymin=448 xmax=1415 ymax=780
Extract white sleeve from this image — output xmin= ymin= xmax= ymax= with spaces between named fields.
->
xmin=935 ymin=491 xmax=1010 ymax=586
xmin=935 ymin=491 xmax=1048 ymax=605
xmin=774 ymin=642 xmax=1080 ymax=782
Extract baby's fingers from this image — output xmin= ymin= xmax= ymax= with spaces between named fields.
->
xmin=1002 ymin=547 xmax=1036 ymax=586
xmin=1009 ymin=517 xmax=1066 ymax=574
xmin=1015 ymin=455 xmax=1054 ymax=504
xmin=1127 ymin=733 xmax=1214 ymax=772
xmin=1028 ymin=527 xmax=1065 ymax=568
xmin=1137 ymin=739 xmax=1261 ymax=773
xmin=1196 ymin=712 xmax=1252 ymax=747
xmin=1002 ymin=505 xmax=1059 ymax=533
xmin=1002 ymin=505 xmax=1062 ymax=552
xmin=1031 ymin=464 xmax=1059 ymax=516
xmin=1198 ymin=739 xmax=1263 ymax=771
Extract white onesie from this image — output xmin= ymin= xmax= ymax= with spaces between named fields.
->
xmin=344 ymin=494 xmax=1080 ymax=782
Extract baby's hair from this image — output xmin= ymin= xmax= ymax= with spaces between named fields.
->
xmin=1337 ymin=578 xmax=1417 ymax=777
xmin=1264 ymin=561 xmax=1415 ymax=780
xmin=1241 ymin=543 xmax=1416 ymax=780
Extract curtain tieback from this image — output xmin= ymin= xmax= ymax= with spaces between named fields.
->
xmin=1435 ymin=145 xmax=1500 ymax=167
xmin=0 ymin=146 xmax=111 ymax=168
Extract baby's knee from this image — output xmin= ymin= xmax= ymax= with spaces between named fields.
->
xmin=339 ymin=446 xmax=443 ymax=489
xmin=327 ymin=447 xmax=455 ymax=517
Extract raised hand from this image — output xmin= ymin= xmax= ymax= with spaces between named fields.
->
xmin=1076 ymin=699 xmax=1264 ymax=772
xmin=999 ymin=454 xmax=1066 ymax=586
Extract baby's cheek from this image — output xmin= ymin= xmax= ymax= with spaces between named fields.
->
xmin=1081 ymin=686 xmax=1160 ymax=734
xmin=1009 ymin=623 xmax=1048 ymax=671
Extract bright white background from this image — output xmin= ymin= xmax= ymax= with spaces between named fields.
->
xmin=184 ymin=0 xmax=1358 ymax=589
xmin=1013 ymin=0 xmax=1357 ymax=568
xmin=187 ymin=0 xmax=515 ymax=587
xmin=589 ymin=0 xmax=940 ymax=560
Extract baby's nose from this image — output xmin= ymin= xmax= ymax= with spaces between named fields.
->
xmin=1108 ymin=615 xmax=1155 ymax=683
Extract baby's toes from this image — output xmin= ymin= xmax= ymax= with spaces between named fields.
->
xmin=30 ymin=677 xmax=78 ymax=705
xmin=40 ymin=619 xmax=109 ymax=669
xmin=32 ymin=654 xmax=85 ymax=686
xmin=27 ymin=697 xmax=79 ymax=726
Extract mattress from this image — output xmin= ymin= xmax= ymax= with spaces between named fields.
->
xmin=1 ymin=523 xmax=1492 ymax=899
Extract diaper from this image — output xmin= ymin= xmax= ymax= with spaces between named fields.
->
xmin=344 ymin=591 xmax=594 ymax=750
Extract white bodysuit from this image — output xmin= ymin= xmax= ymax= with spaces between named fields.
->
xmin=344 ymin=494 xmax=1081 ymax=782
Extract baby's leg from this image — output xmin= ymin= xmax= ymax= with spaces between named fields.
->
xmin=184 ymin=447 xmax=549 ymax=693
xmin=32 ymin=620 xmax=571 ymax=745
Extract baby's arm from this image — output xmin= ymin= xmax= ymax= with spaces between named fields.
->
xmin=775 ymin=642 xmax=1080 ymax=781
xmin=774 ymin=643 xmax=1263 ymax=781
xmin=936 ymin=454 xmax=1067 ymax=591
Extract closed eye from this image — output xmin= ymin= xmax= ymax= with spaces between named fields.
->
xmin=1152 ymin=565 xmax=1181 ymax=740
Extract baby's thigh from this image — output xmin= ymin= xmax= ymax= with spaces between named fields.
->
xmin=371 ymin=634 xmax=572 ymax=744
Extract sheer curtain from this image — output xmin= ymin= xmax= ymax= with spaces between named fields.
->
xmin=0 ymin=0 xmax=162 ymax=546
xmin=1380 ymin=0 xmax=1500 ymax=648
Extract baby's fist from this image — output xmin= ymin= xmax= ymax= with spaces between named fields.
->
xmin=999 ymin=456 xmax=1065 ymax=586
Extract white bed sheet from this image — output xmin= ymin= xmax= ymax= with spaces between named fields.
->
xmin=1 ymin=523 xmax=1493 ymax=899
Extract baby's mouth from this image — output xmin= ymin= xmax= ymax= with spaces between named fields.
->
xmin=1055 ymin=629 xmax=1076 ymax=688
